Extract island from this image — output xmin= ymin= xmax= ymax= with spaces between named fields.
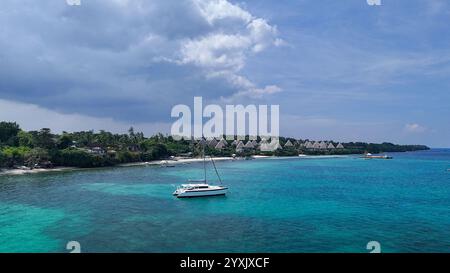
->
xmin=0 ymin=121 xmax=429 ymax=172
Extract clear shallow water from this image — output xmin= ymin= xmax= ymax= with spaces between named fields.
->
xmin=1 ymin=149 xmax=450 ymax=253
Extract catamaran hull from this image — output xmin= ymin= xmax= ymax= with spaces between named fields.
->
xmin=175 ymin=188 xmax=228 ymax=198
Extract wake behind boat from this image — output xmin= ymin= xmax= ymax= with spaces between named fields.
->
xmin=362 ymin=153 xmax=393 ymax=159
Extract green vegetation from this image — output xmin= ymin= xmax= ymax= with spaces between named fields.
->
xmin=0 ymin=121 xmax=429 ymax=170
xmin=0 ymin=121 xmax=177 ymax=169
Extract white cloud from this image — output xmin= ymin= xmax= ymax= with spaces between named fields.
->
xmin=213 ymin=73 xmax=282 ymax=101
xmin=193 ymin=0 xmax=252 ymax=24
xmin=180 ymin=1 xmax=280 ymax=71
xmin=252 ymin=85 xmax=282 ymax=95
xmin=404 ymin=123 xmax=426 ymax=133
xmin=180 ymin=34 xmax=251 ymax=71
xmin=247 ymin=18 xmax=279 ymax=53
xmin=179 ymin=0 xmax=281 ymax=99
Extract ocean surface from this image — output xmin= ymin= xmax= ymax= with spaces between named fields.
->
xmin=1 ymin=149 xmax=450 ymax=253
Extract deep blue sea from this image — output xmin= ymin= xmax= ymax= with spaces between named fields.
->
xmin=1 ymin=149 xmax=450 ymax=253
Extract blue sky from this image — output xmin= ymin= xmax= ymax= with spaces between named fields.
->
xmin=0 ymin=0 xmax=449 ymax=147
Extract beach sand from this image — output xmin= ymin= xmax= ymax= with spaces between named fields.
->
xmin=0 ymin=157 xmax=236 ymax=176
xmin=0 ymin=167 xmax=78 ymax=176
xmin=0 ymin=155 xmax=338 ymax=176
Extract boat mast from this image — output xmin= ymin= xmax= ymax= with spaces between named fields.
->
xmin=210 ymin=156 xmax=223 ymax=185
xmin=203 ymin=139 xmax=207 ymax=183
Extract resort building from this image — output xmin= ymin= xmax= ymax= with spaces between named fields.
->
xmin=207 ymin=138 xmax=218 ymax=148
xmin=319 ymin=142 xmax=328 ymax=149
xmin=236 ymin=141 xmax=245 ymax=152
xmin=259 ymin=138 xmax=268 ymax=151
xmin=244 ymin=141 xmax=255 ymax=149
xmin=215 ymin=139 xmax=227 ymax=150
xmin=336 ymin=143 xmax=345 ymax=149
xmin=284 ymin=140 xmax=294 ymax=148
xmin=197 ymin=138 xmax=207 ymax=147
xmin=89 ymin=147 xmax=106 ymax=155
xmin=327 ymin=143 xmax=336 ymax=149
xmin=274 ymin=142 xmax=283 ymax=150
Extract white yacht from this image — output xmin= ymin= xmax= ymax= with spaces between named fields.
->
xmin=173 ymin=183 xmax=228 ymax=198
xmin=173 ymin=143 xmax=228 ymax=198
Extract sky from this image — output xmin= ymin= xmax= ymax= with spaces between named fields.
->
xmin=0 ymin=0 xmax=449 ymax=147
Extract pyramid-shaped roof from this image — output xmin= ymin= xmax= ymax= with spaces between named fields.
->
xmin=244 ymin=141 xmax=255 ymax=148
xmin=274 ymin=142 xmax=283 ymax=150
xmin=197 ymin=138 xmax=207 ymax=146
xmin=207 ymin=138 xmax=218 ymax=148
xmin=284 ymin=140 xmax=294 ymax=147
xmin=215 ymin=139 xmax=227 ymax=149
xmin=236 ymin=141 xmax=245 ymax=150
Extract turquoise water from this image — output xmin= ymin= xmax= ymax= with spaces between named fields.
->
xmin=1 ymin=149 xmax=450 ymax=253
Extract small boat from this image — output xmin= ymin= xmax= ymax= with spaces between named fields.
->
xmin=173 ymin=144 xmax=228 ymax=198
xmin=161 ymin=160 xmax=176 ymax=167
xmin=362 ymin=153 xmax=393 ymax=159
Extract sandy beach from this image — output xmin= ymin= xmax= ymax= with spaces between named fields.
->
xmin=0 ymin=155 xmax=343 ymax=176
xmin=0 ymin=167 xmax=78 ymax=176
xmin=0 ymin=157 xmax=236 ymax=176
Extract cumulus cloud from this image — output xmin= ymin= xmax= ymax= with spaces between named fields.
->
xmin=180 ymin=34 xmax=251 ymax=70
xmin=178 ymin=1 xmax=282 ymax=100
xmin=0 ymin=0 xmax=281 ymax=125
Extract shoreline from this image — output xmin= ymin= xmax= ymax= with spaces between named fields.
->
xmin=0 ymin=154 xmax=353 ymax=176
xmin=0 ymin=156 xmax=236 ymax=177
xmin=0 ymin=167 xmax=79 ymax=176
xmin=0 ymin=150 xmax=427 ymax=177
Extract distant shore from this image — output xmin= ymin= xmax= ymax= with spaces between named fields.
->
xmin=0 ymin=154 xmax=357 ymax=176
xmin=0 ymin=150 xmax=426 ymax=177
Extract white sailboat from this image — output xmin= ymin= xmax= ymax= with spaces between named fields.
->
xmin=173 ymin=145 xmax=228 ymax=198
